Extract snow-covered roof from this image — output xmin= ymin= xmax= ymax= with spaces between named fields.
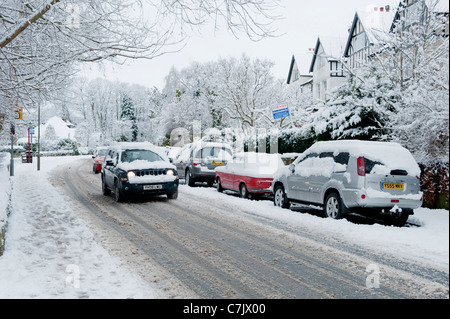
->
xmin=36 ymin=116 xmax=76 ymax=141
xmin=343 ymin=2 xmax=397 ymax=56
xmin=216 ymin=152 xmax=286 ymax=178
xmin=112 ymin=142 xmax=168 ymax=159
xmin=319 ymin=36 xmax=347 ymax=60
xmin=359 ymin=4 xmax=396 ymax=43
xmin=309 ymin=36 xmax=346 ymax=72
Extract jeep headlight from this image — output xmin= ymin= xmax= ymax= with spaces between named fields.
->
xmin=166 ymin=169 xmax=174 ymax=176
xmin=127 ymin=171 xmax=136 ymax=178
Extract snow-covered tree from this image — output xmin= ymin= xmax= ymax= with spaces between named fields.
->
xmin=379 ymin=0 xmax=449 ymax=164
xmin=0 ymin=0 xmax=280 ymax=138
xmin=303 ymin=66 xmax=400 ymax=141
xmin=119 ymin=94 xmax=137 ymax=142
xmin=215 ymin=54 xmax=277 ymax=132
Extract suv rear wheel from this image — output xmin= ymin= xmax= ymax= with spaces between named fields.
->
xmin=324 ymin=192 xmax=343 ymax=219
xmin=185 ymin=169 xmax=195 ymax=187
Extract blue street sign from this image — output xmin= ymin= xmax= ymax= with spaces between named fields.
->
xmin=272 ymin=103 xmax=290 ymax=119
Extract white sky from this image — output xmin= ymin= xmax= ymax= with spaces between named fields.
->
xmin=80 ymin=0 xmax=399 ymax=90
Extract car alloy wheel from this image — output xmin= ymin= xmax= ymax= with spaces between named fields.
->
xmin=324 ymin=193 xmax=342 ymax=219
xmin=216 ymin=178 xmax=223 ymax=193
xmin=186 ymin=170 xmax=194 ymax=187
xmin=102 ymin=176 xmax=111 ymax=196
xmin=239 ymin=183 xmax=248 ymax=198
xmin=114 ymin=180 xmax=123 ymax=202
xmin=274 ymin=185 xmax=290 ymax=209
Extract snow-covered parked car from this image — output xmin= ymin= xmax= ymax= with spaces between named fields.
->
xmin=215 ymin=152 xmax=292 ymax=198
xmin=273 ymin=140 xmax=423 ymax=226
xmin=173 ymin=141 xmax=233 ymax=187
xmin=101 ymin=142 xmax=179 ymax=202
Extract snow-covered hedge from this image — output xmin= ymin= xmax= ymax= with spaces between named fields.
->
xmin=420 ymin=162 xmax=449 ymax=210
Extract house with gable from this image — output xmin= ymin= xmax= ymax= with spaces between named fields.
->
xmin=286 ymin=50 xmax=313 ymax=93
xmin=343 ymin=4 xmax=396 ymax=71
xmin=343 ymin=0 xmax=448 ymax=72
xmin=308 ymin=35 xmax=346 ymax=101
xmin=392 ymin=0 xmax=449 ymax=34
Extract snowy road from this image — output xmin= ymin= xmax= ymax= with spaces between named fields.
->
xmin=51 ymin=158 xmax=448 ymax=298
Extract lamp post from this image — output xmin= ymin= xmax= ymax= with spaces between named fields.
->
xmin=37 ymin=101 xmax=40 ymax=171
xmin=10 ymin=123 xmax=14 ymax=176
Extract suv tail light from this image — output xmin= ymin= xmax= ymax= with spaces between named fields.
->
xmin=357 ymin=157 xmax=365 ymax=176
xmin=193 ymin=158 xmax=201 ymax=167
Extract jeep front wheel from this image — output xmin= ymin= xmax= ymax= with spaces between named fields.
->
xmin=102 ymin=176 xmax=111 ymax=196
xmin=114 ymin=180 xmax=124 ymax=202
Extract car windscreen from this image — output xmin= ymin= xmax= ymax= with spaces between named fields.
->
xmin=121 ymin=149 xmax=164 ymax=163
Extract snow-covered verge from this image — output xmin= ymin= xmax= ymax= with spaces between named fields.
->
xmin=0 ymin=155 xmax=165 ymax=298
xmin=0 ymin=152 xmax=11 ymax=255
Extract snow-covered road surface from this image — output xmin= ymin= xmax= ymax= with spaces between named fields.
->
xmin=0 ymin=155 xmax=448 ymax=298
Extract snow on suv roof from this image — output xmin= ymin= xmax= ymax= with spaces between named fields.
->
xmin=113 ymin=142 xmax=168 ymax=159
xmin=306 ymin=140 xmax=421 ymax=176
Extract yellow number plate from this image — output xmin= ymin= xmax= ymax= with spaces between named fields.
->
xmin=381 ymin=183 xmax=404 ymax=190
xmin=212 ymin=161 xmax=224 ymax=166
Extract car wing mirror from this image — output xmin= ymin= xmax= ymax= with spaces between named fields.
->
xmin=289 ymin=164 xmax=295 ymax=173
xmin=105 ymin=160 xmax=114 ymax=166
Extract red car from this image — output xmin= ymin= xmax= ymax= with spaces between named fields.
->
xmin=92 ymin=147 xmax=108 ymax=173
xmin=215 ymin=153 xmax=292 ymax=198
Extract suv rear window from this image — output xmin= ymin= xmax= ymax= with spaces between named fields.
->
xmin=198 ymin=147 xmax=232 ymax=160
xmin=364 ymin=158 xmax=382 ymax=174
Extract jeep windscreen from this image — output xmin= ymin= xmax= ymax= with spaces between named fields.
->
xmin=120 ymin=149 xmax=164 ymax=163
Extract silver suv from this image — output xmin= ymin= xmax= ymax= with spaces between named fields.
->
xmin=273 ymin=140 xmax=423 ymax=226
xmin=174 ymin=141 xmax=233 ymax=187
